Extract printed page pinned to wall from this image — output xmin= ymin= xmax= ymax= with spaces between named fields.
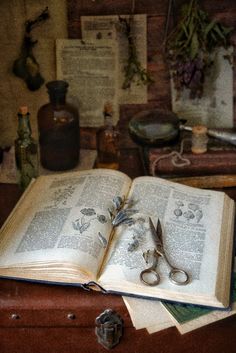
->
xmin=81 ymin=14 xmax=148 ymax=105
xmin=171 ymin=47 xmax=234 ymax=128
xmin=56 ymin=39 xmax=119 ymax=127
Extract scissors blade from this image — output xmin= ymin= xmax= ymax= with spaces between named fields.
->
xmin=148 ymin=217 xmax=163 ymax=250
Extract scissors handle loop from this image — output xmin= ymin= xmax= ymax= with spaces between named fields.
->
xmin=169 ymin=268 xmax=189 ymax=286
xmin=140 ymin=268 xmax=160 ymax=286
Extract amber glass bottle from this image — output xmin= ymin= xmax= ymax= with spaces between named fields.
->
xmin=96 ymin=103 xmax=119 ymax=170
xmin=15 ymin=106 xmax=38 ymax=190
xmin=37 ymin=80 xmax=80 ymax=171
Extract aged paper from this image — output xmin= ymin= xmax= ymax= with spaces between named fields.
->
xmin=123 ymin=296 xmax=174 ymax=331
xmin=56 ymin=39 xmax=119 ymax=127
xmin=171 ymin=47 xmax=234 ymax=128
xmin=123 ymin=285 xmax=236 ymax=335
xmin=99 ymin=175 xmax=234 ymax=308
xmin=0 ymin=169 xmax=131 ymax=282
xmin=81 ymin=14 xmax=148 ymax=104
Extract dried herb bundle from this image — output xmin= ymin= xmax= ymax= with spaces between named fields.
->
xmin=118 ymin=16 xmax=153 ymax=89
xmin=108 ymin=196 xmax=137 ymax=227
xmin=13 ymin=7 xmax=49 ymax=91
xmin=166 ymin=0 xmax=232 ymax=98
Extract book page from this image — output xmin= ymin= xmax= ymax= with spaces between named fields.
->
xmin=81 ymin=14 xmax=147 ymax=104
xmin=56 ymin=39 xmax=119 ymax=127
xmin=99 ymin=176 xmax=233 ymax=307
xmin=0 ymin=169 xmax=131 ymax=282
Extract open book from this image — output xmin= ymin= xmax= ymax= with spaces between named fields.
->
xmin=0 ymin=169 xmax=234 ymax=308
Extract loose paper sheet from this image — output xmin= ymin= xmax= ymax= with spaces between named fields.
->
xmin=56 ymin=39 xmax=119 ymax=127
xmin=123 ymin=296 xmax=174 ymax=331
xmin=123 ymin=295 xmax=236 ymax=335
xmin=123 ymin=261 xmax=236 ymax=335
xmin=81 ymin=14 xmax=148 ymax=104
xmin=171 ymin=47 xmax=234 ymax=128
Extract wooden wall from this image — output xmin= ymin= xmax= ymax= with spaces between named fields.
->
xmin=67 ymin=0 xmax=236 ymax=148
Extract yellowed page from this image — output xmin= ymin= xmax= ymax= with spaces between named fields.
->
xmin=123 ymin=296 xmax=173 ymax=331
xmin=56 ymin=39 xmax=119 ymax=127
xmin=0 ymin=169 xmax=131 ymax=282
xmin=81 ymin=14 xmax=148 ymax=104
xmin=99 ymin=176 xmax=234 ymax=308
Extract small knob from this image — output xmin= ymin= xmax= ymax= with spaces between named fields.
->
xmin=11 ymin=313 xmax=20 ymax=320
xmin=67 ymin=313 xmax=76 ymax=320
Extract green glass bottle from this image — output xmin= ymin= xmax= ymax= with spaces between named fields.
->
xmin=15 ymin=106 xmax=38 ymax=190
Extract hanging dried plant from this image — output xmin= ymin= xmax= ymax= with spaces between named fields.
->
xmin=166 ymin=0 xmax=232 ymax=99
xmin=13 ymin=7 xmax=49 ymax=91
xmin=118 ymin=16 xmax=153 ymax=89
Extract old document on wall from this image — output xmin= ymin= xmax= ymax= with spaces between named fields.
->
xmin=56 ymin=39 xmax=119 ymax=127
xmin=171 ymin=47 xmax=234 ymax=128
xmin=81 ymin=14 xmax=147 ymax=104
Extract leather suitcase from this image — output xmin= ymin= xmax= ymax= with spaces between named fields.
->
xmin=1 ymin=277 xmax=236 ymax=353
xmin=1 ymin=185 xmax=236 ymax=353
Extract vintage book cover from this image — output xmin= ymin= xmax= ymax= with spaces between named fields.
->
xmin=0 ymin=169 xmax=234 ymax=308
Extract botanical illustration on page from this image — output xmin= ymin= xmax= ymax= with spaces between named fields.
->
xmin=99 ymin=177 xmax=224 ymax=298
xmin=0 ymin=170 xmax=131 ymax=280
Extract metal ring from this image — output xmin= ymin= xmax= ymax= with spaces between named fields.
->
xmin=169 ymin=269 xmax=189 ymax=286
xmin=140 ymin=269 xmax=160 ymax=286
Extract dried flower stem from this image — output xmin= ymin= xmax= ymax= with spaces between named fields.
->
xmin=118 ymin=15 xmax=153 ymax=89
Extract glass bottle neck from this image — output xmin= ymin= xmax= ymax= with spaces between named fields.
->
xmin=104 ymin=115 xmax=113 ymax=128
xmin=17 ymin=113 xmax=32 ymax=139
xmin=48 ymin=93 xmax=66 ymax=106
xmin=46 ymin=81 xmax=68 ymax=106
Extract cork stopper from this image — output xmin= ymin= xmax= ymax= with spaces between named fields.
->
xmin=19 ymin=106 xmax=28 ymax=115
xmin=192 ymin=125 xmax=207 ymax=135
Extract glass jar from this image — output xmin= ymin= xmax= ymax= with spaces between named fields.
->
xmin=96 ymin=103 xmax=119 ymax=170
xmin=37 ymin=80 xmax=80 ymax=171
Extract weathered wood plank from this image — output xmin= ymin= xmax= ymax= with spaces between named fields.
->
xmin=68 ymin=0 xmax=236 ymax=17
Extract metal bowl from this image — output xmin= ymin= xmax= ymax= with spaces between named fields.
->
xmin=128 ymin=109 xmax=181 ymax=147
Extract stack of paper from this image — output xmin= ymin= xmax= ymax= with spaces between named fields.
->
xmin=123 ymin=268 xmax=236 ymax=335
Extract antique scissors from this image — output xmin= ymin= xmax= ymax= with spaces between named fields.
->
xmin=140 ymin=218 xmax=190 ymax=286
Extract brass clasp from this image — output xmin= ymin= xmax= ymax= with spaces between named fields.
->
xmin=95 ymin=309 xmax=123 ymax=349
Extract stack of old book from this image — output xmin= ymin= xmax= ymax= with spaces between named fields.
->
xmin=143 ymin=133 xmax=236 ymax=184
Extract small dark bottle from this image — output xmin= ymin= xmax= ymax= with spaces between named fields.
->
xmin=96 ymin=103 xmax=119 ymax=170
xmin=37 ymin=80 xmax=80 ymax=171
xmin=15 ymin=106 xmax=38 ymax=190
